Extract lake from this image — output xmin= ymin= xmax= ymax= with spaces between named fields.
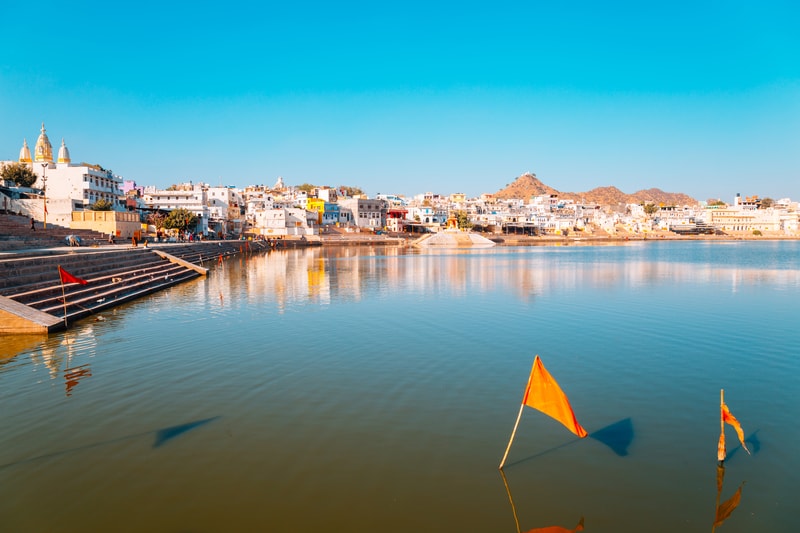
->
xmin=1 ymin=240 xmax=798 ymax=532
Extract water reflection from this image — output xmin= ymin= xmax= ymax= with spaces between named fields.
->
xmin=500 ymin=469 xmax=585 ymax=533
xmin=200 ymin=245 xmax=800 ymax=313
xmin=713 ymin=464 xmax=745 ymax=531
xmin=64 ymin=363 xmax=92 ymax=397
xmin=0 ymin=242 xmax=796 ymax=531
xmin=0 ymin=334 xmax=46 ymax=365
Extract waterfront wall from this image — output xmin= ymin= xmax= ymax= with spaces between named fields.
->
xmin=71 ymin=210 xmax=142 ymax=239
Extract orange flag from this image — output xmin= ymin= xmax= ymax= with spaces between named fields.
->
xmin=524 ymin=356 xmax=588 ymax=438
xmin=58 ymin=265 xmax=88 ymax=285
xmin=717 ymin=390 xmax=750 ymax=462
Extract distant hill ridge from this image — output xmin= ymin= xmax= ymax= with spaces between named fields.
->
xmin=494 ymin=173 xmax=698 ymax=206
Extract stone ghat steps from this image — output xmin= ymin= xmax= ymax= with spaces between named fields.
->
xmin=0 ymin=249 xmax=167 ymax=293
xmin=9 ymin=261 xmax=191 ymax=310
xmin=0 ymin=241 xmax=271 ymax=332
xmin=0 ymin=213 xmax=110 ymax=250
xmin=0 ymin=242 xmax=257 ymax=293
xmin=1 ymin=250 xmax=201 ymax=323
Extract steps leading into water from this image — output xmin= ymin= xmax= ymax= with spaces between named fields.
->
xmin=0 ymin=241 xmax=265 ymax=334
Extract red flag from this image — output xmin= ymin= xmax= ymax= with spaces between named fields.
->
xmin=524 ymin=356 xmax=588 ymax=438
xmin=44 ymin=203 xmax=48 ymax=214
xmin=58 ymin=266 xmax=88 ymax=285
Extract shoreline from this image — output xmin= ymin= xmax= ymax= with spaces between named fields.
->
xmin=317 ymin=230 xmax=800 ymax=246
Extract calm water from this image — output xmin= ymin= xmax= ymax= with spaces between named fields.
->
xmin=1 ymin=241 xmax=798 ymax=532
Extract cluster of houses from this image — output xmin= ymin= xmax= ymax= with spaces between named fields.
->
xmin=2 ymin=124 xmax=799 ymax=240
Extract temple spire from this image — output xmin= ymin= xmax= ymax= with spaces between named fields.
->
xmin=57 ymin=138 xmax=71 ymax=164
xmin=19 ymin=138 xmax=32 ymax=163
xmin=34 ymin=122 xmax=53 ymax=163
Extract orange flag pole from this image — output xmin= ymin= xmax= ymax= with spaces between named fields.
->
xmin=718 ymin=389 xmax=725 ymax=463
xmin=499 ymin=361 xmax=535 ymax=469
xmin=499 ymin=402 xmax=527 ymax=470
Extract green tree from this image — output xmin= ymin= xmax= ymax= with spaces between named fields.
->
xmin=454 ymin=210 xmax=473 ymax=229
xmin=643 ymin=203 xmax=659 ymax=216
xmin=297 ymin=183 xmax=317 ymax=193
xmin=164 ymin=208 xmax=197 ymax=231
xmin=90 ymin=198 xmax=114 ymax=211
xmin=0 ymin=162 xmax=38 ymax=188
xmin=708 ymin=199 xmax=727 ymax=207
xmin=760 ymin=198 xmax=774 ymax=209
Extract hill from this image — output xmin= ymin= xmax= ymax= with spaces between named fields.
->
xmin=494 ymin=173 xmax=698 ymax=206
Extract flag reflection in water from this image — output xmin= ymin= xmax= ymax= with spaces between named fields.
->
xmin=712 ymin=464 xmax=744 ymax=531
xmin=64 ymin=364 xmax=92 ymax=397
xmin=500 ymin=469 xmax=585 ymax=533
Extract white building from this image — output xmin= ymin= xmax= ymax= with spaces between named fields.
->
xmin=142 ymin=183 xmax=210 ymax=234
xmin=338 ymin=198 xmax=387 ymax=229
xmin=206 ymin=185 xmax=244 ymax=236
xmin=252 ymin=207 xmax=314 ymax=236
xmin=14 ymin=123 xmax=125 ymax=226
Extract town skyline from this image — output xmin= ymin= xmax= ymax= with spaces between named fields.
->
xmin=2 ymin=2 xmax=798 ymax=201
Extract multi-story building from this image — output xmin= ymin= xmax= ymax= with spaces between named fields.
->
xmin=251 ymin=208 xmax=314 ymax=236
xmin=706 ymin=203 xmax=781 ymax=233
xmin=142 ymin=182 xmax=209 ymax=234
xmin=206 ymin=185 xmax=244 ymax=236
xmin=14 ymin=124 xmax=125 ymax=226
xmin=338 ymin=198 xmax=387 ymax=229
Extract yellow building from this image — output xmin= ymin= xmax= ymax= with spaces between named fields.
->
xmin=306 ymin=198 xmax=325 ymax=225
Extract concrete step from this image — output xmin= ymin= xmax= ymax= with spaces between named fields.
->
xmin=0 ymin=250 xmax=168 ymax=293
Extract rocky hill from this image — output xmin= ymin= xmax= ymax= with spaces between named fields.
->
xmin=494 ymin=173 xmax=698 ymax=206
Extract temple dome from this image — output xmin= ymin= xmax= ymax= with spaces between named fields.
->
xmin=18 ymin=139 xmax=32 ymax=163
xmin=34 ymin=123 xmax=53 ymax=162
xmin=57 ymin=138 xmax=71 ymax=163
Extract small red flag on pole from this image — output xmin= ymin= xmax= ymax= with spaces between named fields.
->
xmin=57 ymin=265 xmax=88 ymax=328
xmin=58 ymin=266 xmax=88 ymax=285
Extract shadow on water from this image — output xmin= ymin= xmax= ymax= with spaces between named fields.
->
xmin=726 ymin=430 xmax=760 ymax=461
xmin=588 ymin=417 xmax=634 ymax=457
xmin=504 ymin=417 xmax=635 ymax=468
xmin=0 ymin=416 xmax=221 ymax=470
xmin=153 ymin=417 xmax=219 ymax=448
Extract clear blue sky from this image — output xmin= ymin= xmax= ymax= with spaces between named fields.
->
xmin=2 ymin=1 xmax=798 ymax=202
